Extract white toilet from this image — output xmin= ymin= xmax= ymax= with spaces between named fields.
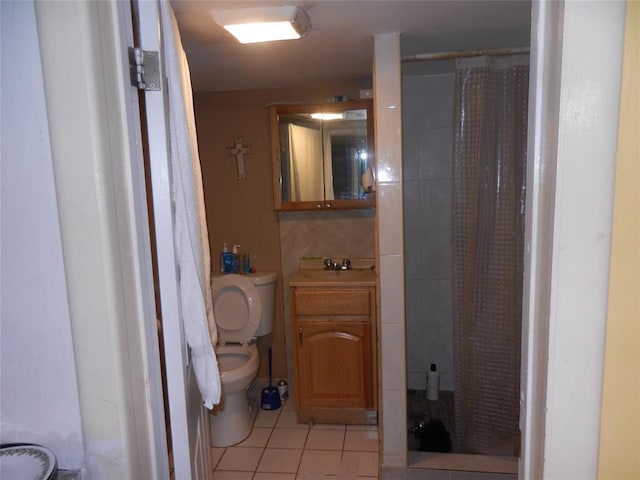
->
xmin=209 ymin=272 xmax=277 ymax=447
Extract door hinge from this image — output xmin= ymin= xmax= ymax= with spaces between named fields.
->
xmin=128 ymin=47 xmax=160 ymax=91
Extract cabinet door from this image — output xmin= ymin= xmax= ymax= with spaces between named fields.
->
xmin=296 ymin=320 xmax=372 ymax=409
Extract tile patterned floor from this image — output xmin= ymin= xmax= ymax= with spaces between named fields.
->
xmin=208 ymin=399 xmax=517 ymax=480
xmin=210 ymin=400 xmax=380 ymax=479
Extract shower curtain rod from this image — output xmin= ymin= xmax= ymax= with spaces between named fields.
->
xmin=402 ymin=47 xmax=530 ymax=63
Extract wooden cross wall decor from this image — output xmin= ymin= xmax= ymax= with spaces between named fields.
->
xmin=227 ymin=136 xmax=253 ymax=180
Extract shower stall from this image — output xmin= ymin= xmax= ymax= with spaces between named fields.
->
xmin=402 ymin=51 xmax=529 ymax=460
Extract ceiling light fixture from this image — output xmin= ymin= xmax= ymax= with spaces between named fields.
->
xmin=210 ymin=6 xmax=311 ymax=44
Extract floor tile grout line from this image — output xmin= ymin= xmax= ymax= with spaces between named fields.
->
xmin=250 ymin=406 xmax=282 ymax=474
xmin=212 ymin=405 xmax=380 ymax=477
xmin=251 ymin=428 xmax=271 ymax=474
xmin=294 ymin=438 xmax=306 ymax=476
xmin=301 ymin=422 xmax=311 ymax=451
xmin=210 ymin=445 xmax=225 ymax=472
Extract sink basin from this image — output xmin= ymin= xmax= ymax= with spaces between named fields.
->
xmin=288 ymin=267 xmax=376 ymax=287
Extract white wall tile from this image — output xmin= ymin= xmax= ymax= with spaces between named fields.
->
xmin=420 ymin=128 xmax=454 ymax=180
xmin=374 ymin=34 xmax=401 ymax=109
xmin=376 ymin=107 xmax=403 ymax=184
xmin=407 ymin=373 xmax=425 ymax=391
xmin=403 ymin=70 xmax=455 ymax=396
xmin=375 ymin=32 xmax=407 ymax=467
xmin=440 ymin=371 xmax=454 ymax=392
xmin=402 ymin=181 xmax=421 ymax=232
xmin=381 ymin=324 xmax=406 ymax=391
xmin=404 ymin=279 xmax=426 ymax=326
xmin=379 ymin=254 xmax=404 ymax=326
xmin=381 ymin=389 xmax=406 ymax=459
xmin=422 ymin=229 xmax=452 ymax=279
xmin=423 ymin=325 xmax=454 ymax=375
xmin=405 ymin=325 xmax=425 ymax=375
xmin=378 ymin=182 xmax=404 ymax=256
xmin=424 ymin=279 xmax=453 ymax=326
xmin=403 ymin=74 xmax=455 ymax=129
xmin=402 ymin=128 xmax=421 ymax=181
xmin=401 ymin=76 xmax=431 ymax=128
xmin=419 ymin=180 xmax=452 ymax=230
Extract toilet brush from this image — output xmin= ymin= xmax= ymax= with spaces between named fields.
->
xmin=260 ymin=347 xmax=281 ymax=410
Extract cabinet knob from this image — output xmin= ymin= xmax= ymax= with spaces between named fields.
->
xmin=325 ymin=202 xmax=332 ymax=208
xmin=298 ymin=325 xmax=303 ymax=345
xmin=316 ymin=203 xmax=323 ymax=209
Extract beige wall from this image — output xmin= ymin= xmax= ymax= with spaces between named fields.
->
xmin=194 ymin=82 xmax=371 ymax=380
xmin=598 ymin=2 xmax=640 ymax=478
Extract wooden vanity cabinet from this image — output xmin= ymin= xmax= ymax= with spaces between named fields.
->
xmin=291 ymin=287 xmax=377 ymax=424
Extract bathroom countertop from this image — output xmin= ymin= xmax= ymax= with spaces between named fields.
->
xmin=288 ymin=267 xmax=376 ymax=287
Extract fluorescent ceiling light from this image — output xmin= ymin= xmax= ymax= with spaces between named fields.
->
xmin=211 ymin=6 xmax=310 ymax=44
xmin=311 ymin=113 xmax=344 ymax=121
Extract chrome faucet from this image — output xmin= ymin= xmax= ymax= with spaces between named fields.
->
xmin=324 ymin=258 xmax=351 ymax=270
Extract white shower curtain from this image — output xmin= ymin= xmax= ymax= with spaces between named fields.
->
xmin=288 ymin=123 xmax=324 ymax=201
xmin=452 ymin=55 xmax=528 ymax=455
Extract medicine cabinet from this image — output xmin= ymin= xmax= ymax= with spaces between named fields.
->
xmin=270 ymin=100 xmax=375 ymax=211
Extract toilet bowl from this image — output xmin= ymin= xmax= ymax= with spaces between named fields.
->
xmin=209 ymin=272 xmax=276 ymax=447
xmin=211 ymin=344 xmax=260 ymax=446
xmin=216 ymin=344 xmax=259 ymax=393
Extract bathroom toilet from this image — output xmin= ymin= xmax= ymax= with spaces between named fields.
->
xmin=209 ymin=272 xmax=276 ymax=447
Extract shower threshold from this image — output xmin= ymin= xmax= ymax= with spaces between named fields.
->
xmin=407 ymin=389 xmax=518 ymax=474
xmin=408 ymin=450 xmax=518 ymax=474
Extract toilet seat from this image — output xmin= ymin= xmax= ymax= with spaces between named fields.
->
xmin=211 ymin=275 xmax=261 ymax=344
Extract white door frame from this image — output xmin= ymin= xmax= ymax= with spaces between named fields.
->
xmin=519 ymin=1 xmax=564 ymax=477
xmin=520 ymin=1 xmax=625 ymax=479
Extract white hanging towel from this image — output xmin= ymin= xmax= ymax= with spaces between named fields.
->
xmin=159 ymin=1 xmax=220 ymax=408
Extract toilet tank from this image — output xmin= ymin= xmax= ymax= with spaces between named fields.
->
xmin=249 ymin=272 xmax=277 ymax=337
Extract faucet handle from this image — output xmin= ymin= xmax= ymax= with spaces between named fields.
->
xmin=342 ymin=258 xmax=351 ymax=270
xmin=324 ymin=258 xmax=333 ymax=269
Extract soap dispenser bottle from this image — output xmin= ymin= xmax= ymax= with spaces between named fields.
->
xmin=221 ymin=243 xmax=233 ymax=273
xmin=232 ymin=245 xmax=241 ymax=274
xmin=219 ymin=243 xmax=227 ymax=273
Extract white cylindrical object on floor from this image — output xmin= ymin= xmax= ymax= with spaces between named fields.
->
xmin=426 ymin=363 xmax=439 ymax=401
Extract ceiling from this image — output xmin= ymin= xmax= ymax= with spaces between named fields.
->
xmin=171 ymin=0 xmax=532 ymax=93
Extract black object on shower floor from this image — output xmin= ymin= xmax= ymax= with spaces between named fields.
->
xmin=407 ymin=389 xmax=455 ymax=452
xmin=414 ymin=417 xmax=452 ymax=452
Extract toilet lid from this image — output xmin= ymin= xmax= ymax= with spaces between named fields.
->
xmin=211 ymin=275 xmax=261 ymax=344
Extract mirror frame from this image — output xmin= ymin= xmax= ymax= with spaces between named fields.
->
xmin=270 ymin=99 xmax=376 ymax=211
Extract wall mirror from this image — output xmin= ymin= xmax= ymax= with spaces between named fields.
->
xmin=270 ymin=100 xmax=375 ymax=211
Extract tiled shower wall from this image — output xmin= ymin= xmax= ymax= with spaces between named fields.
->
xmin=402 ymin=73 xmax=455 ymax=392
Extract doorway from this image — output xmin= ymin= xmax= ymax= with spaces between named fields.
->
xmin=402 ymin=52 xmax=528 ymax=472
